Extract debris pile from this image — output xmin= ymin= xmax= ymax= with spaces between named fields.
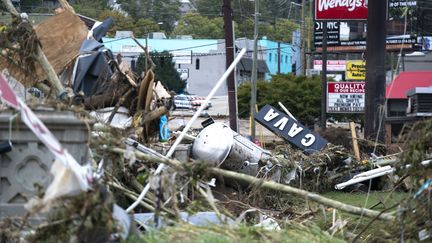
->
xmin=1 ymin=2 xmax=432 ymax=242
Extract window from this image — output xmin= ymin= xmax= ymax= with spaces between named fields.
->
xmin=196 ymin=58 xmax=200 ymax=70
xmin=285 ymin=56 xmax=288 ymax=63
xmin=269 ymin=53 xmax=272 ymax=62
xmin=281 ymin=55 xmax=284 ymax=63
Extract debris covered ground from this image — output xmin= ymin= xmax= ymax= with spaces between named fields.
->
xmin=0 ymin=2 xmax=432 ymax=243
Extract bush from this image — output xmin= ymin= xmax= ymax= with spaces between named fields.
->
xmin=238 ymin=74 xmax=322 ymax=126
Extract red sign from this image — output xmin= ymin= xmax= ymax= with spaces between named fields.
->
xmin=327 ymin=82 xmax=365 ymax=113
xmin=0 ymin=74 xmax=19 ymax=109
xmin=315 ymin=0 xmax=368 ymax=20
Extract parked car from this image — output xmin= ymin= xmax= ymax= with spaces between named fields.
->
xmin=173 ymin=94 xmax=212 ymax=110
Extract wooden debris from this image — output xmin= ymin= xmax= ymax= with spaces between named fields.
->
xmin=110 ymin=148 xmax=395 ymax=221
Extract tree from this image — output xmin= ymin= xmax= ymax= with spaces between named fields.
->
xmin=133 ymin=18 xmax=161 ymax=37
xmin=98 ymin=10 xmax=134 ymax=37
xmin=195 ymin=0 xmax=223 ymax=17
xmin=172 ymin=13 xmax=224 ymax=39
xmin=72 ymin=0 xmax=110 ymax=19
xmin=116 ymin=0 xmax=151 ymax=20
xmin=264 ymin=19 xmax=298 ymax=43
xmin=136 ymin=51 xmax=185 ymax=93
xmin=238 ymin=74 xmax=322 ymax=126
xmin=117 ymin=0 xmax=180 ymax=34
xmin=151 ymin=0 xmax=181 ymax=34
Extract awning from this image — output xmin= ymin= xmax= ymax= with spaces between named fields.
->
xmin=386 ymin=71 xmax=432 ymax=99
xmin=238 ymin=58 xmax=269 ymax=73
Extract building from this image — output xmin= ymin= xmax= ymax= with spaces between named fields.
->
xmin=385 ymin=71 xmax=432 ymax=143
xmin=103 ymin=36 xmax=293 ymax=96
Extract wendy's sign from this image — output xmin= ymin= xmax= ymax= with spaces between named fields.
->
xmin=315 ymin=0 xmax=368 ymax=20
xmin=255 ymin=105 xmax=328 ymax=153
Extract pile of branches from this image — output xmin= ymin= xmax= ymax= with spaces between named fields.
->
xmin=273 ymin=144 xmax=359 ymax=192
xmin=0 ymin=17 xmax=40 ymax=85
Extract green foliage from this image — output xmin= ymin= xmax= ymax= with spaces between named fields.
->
xmin=131 ymin=222 xmax=343 ymax=243
xmin=266 ymin=19 xmax=298 ymax=43
xmin=195 ymin=0 xmax=223 ymax=18
xmin=92 ymin=10 xmax=160 ymax=38
xmin=116 ymin=0 xmax=151 ymax=19
xmin=172 ymin=13 xmax=224 ymax=39
xmin=238 ymin=74 xmax=322 ymax=126
xmin=20 ymin=0 xmax=43 ymax=12
xmin=72 ymin=0 xmax=109 ymax=19
xmin=136 ymin=51 xmax=185 ymax=93
xmin=117 ymin=0 xmax=180 ymax=34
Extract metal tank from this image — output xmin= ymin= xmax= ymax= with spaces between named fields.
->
xmin=191 ymin=122 xmax=280 ymax=179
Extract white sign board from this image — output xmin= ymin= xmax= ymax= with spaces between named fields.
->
xmin=176 ymin=68 xmax=189 ymax=80
xmin=121 ymin=44 xmax=146 ymax=53
xmin=171 ymin=50 xmax=192 ymax=64
xmin=314 ymin=60 xmax=347 ymax=71
xmin=327 ymin=82 xmax=365 ymax=113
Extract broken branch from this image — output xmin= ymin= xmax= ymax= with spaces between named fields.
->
xmin=110 ymin=148 xmax=395 ymax=221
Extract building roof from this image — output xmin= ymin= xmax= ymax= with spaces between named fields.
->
xmin=238 ymin=58 xmax=269 ymax=73
xmin=102 ymin=37 xmax=222 ymax=54
xmin=386 ymin=71 xmax=432 ymax=99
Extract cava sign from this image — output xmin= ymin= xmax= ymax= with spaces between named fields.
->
xmin=315 ymin=0 xmax=368 ymax=20
xmin=255 ymin=105 xmax=328 ymax=152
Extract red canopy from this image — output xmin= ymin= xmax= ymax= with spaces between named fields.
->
xmin=386 ymin=71 xmax=432 ymax=99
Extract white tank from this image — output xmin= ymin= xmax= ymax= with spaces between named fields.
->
xmin=191 ymin=122 xmax=280 ymax=179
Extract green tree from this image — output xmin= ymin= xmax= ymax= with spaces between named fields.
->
xmin=195 ymin=0 xmax=222 ymax=18
xmin=136 ymin=51 xmax=185 ymax=93
xmin=172 ymin=13 xmax=224 ymax=39
xmin=133 ymin=18 xmax=161 ymax=37
xmin=238 ymin=74 xmax=322 ymax=126
xmin=151 ymin=0 xmax=181 ymax=33
xmin=72 ymin=0 xmax=109 ymax=19
xmin=264 ymin=19 xmax=298 ymax=43
xmin=116 ymin=0 xmax=151 ymax=20
xmin=117 ymin=0 xmax=180 ymax=34
xmin=98 ymin=10 xmax=134 ymax=37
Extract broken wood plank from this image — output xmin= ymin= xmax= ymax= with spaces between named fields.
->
xmin=349 ymin=122 xmax=361 ymax=161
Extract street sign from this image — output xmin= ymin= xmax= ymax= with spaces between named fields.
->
xmin=176 ymin=68 xmax=189 ymax=80
xmin=346 ymin=60 xmax=366 ymax=80
xmin=327 ymin=82 xmax=365 ymax=113
xmin=388 ymin=1 xmax=417 ymax=20
xmin=255 ymin=105 xmax=328 ymax=152
xmin=315 ymin=0 xmax=368 ymax=21
xmin=121 ymin=44 xmax=145 ymax=53
xmin=313 ymin=60 xmax=346 ymax=71
xmin=314 ymin=21 xmax=340 ymax=47
xmin=171 ymin=50 xmax=192 ymax=64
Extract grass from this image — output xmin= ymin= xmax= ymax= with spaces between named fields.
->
xmin=126 ymin=191 xmax=409 ymax=243
xmin=308 ymin=191 xmax=409 ymax=241
xmin=128 ymin=223 xmax=345 ymax=243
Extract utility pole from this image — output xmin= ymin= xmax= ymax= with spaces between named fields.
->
xmin=223 ymin=0 xmax=238 ymax=132
xmin=300 ymin=0 xmax=306 ymax=75
xmin=251 ymin=0 xmax=259 ymax=141
xmin=320 ymin=22 xmax=327 ymax=130
xmin=365 ymin=0 xmax=387 ymax=140
xmin=277 ymin=42 xmax=281 ymax=74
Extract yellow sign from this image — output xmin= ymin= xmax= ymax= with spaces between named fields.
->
xmin=346 ymin=60 xmax=366 ymax=80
